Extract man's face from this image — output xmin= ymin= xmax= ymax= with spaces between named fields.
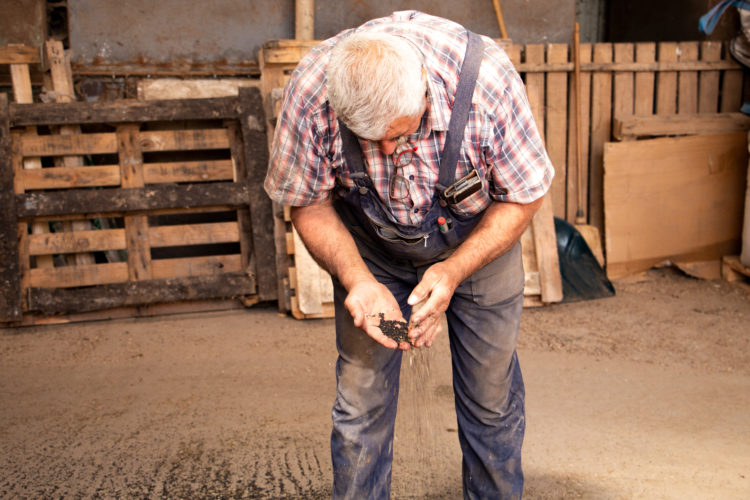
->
xmin=375 ymin=96 xmax=427 ymax=155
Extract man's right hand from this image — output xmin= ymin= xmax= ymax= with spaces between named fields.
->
xmin=345 ymin=279 xmax=411 ymax=351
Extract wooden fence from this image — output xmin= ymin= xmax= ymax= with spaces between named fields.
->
xmin=505 ymin=40 xmax=746 ymax=232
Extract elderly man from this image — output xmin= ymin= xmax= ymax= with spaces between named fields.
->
xmin=265 ymin=10 xmax=554 ymax=499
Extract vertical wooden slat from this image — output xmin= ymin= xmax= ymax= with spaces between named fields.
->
xmin=566 ymin=43 xmax=592 ymax=222
xmin=238 ymin=86 xmax=276 ymax=301
xmin=721 ymin=40 xmax=744 ymax=112
xmin=46 ymin=40 xmax=97 ymax=266
xmin=506 ymin=43 xmax=522 ymax=68
xmin=9 ymin=63 xmax=54 ymax=269
xmin=699 ymin=41 xmax=722 ymax=113
xmin=524 ymin=45 xmax=546 ymax=139
xmin=226 ymin=120 xmax=255 ymax=281
xmin=634 ymin=43 xmax=656 ymax=115
xmin=589 ymin=43 xmax=612 ymax=237
xmin=117 ymin=124 xmax=152 ymax=281
xmin=545 ymin=43 xmax=569 ymax=219
xmin=613 ymin=43 xmax=635 ymax=119
xmin=677 ymin=42 xmax=699 ymax=114
xmin=0 ymin=93 xmax=23 ymax=321
xmin=656 ymin=42 xmax=678 ymax=115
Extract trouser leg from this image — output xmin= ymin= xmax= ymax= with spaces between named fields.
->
xmin=330 ymin=246 xmax=416 ymax=500
xmin=443 ymin=244 xmax=526 ymax=500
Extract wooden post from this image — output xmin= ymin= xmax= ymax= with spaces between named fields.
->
xmin=0 ymin=93 xmax=23 ymax=321
xmin=117 ymin=124 xmax=152 ymax=281
xmin=238 ymin=86 xmax=276 ymax=301
xmin=295 ymin=0 xmax=314 ymax=40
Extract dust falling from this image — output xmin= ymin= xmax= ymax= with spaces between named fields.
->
xmin=395 ymin=345 xmax=448 ymax=497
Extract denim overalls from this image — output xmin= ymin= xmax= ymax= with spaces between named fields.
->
xmin=330 ymin=31 xmax=527 ymax=500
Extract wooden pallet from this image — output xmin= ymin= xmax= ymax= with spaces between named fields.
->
xmin=722 ymin=255 xmax=750 ymax=293
xmin=0 ymin=88 xmax=274 ymax=324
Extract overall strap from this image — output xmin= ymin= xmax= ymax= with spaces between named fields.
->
xmin=338 ymin=120 xmax=371 ymax=192
xmin=436 ymin=31 xmax=484 ymax=192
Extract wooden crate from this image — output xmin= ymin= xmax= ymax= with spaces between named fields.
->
xmin=0 ymin=88 xmax=275 ymax=324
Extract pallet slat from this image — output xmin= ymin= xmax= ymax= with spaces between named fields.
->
xmin=21 ymin=164 xmax=121 ymax=189
xmin=151 ymin=254 xmax=243 ymax=280
xmin=27 ymin=271 xmax=256 ymax=315
xmin=148 ymin=222 xmax=239 ymax=247
xmin=9 ymin=97 xmax=242 ymax=127
xmin=143 ymin=160 xmax=234 ymax=184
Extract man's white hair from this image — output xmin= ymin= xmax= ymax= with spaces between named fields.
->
xmin=327 ymin=31 xmax=426 ymax=140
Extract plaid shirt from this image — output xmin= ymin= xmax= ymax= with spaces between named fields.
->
xmin=264 ymin=11 xmax=554 ymax=227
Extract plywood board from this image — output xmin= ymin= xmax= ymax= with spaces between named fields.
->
xmin=604 ymin=132 xmax=748 ymax=278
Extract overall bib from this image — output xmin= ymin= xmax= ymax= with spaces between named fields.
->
xmin=330 ymin=31 xmax=527 ymax=500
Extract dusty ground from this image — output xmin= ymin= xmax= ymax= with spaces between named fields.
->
xmin=1 ymin=267 xmax=749 ymax=499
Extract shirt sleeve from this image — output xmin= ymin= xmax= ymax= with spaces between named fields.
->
xmin=482 ymin=57 xmax=555 ymax=204
xmin=263 ymin=56 xmax=338 ymax=207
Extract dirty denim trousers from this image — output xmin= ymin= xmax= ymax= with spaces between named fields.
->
xmin=330 ymin=240 xmax=526 ymax=500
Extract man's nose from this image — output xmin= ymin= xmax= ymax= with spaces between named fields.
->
xmin=377 ymin=139 xmax=398 ymax=155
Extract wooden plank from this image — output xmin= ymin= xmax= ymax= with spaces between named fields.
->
xmin=138 ymin=129 xmax=231 ymax=152
xmin=515 ymin=59 xmax=741 ymax=73
xmin=545 ymin=43 xmax=569 ymax=219
xmin=9 ymin=96 xmax=242 ymax=127
xmin=117 ymin=124 xmax=151 ymax=281
xmin=137 ymin=78 xmax=260 ymax=100
xmin=604 ymin=132 xmax=748 ymax=278
xmin=225 ymin=120 xmax=255 ymax=277
xmin=589 ymin=43 xmax=612 ymax=236
xmin=520 ymin=227 xmax=540 ymax=296
xmin=28 ymin=262 xmax=129 ymax=288
xmin=699 ymin=42 xmax=722 ymax=113
xmin=613 ymin=113 xmax=750 ymax=140
xmin=16 ymin=182 xmax=250 ymax=219
xmin=531 ymin=195 xmax=563 ymax=303
xmin=20 ymin=132 xmax=118 ymax=156
xmin=613 ymin=43 xmax=635 ymax=119
xmin=677 ymin=42 xmax=699 ymax=115
xmin=10 ymin=62 xmax=54 ymax=269
xmin=0 ymin=94 xmax=23 ymax=321
xmin=260 ymin=40 xmax=321 ymax=64
xmin=0 ymin=45 xmax=41 ymax=64
xmin=720 ymin=42 xmax=744 ymax=113
xmin=238 ymin=86 xmax=275 ymax=301
xmin=634 ymin=43 xmax=655 ymax=115
xmin=656 ymin=42 xmax=678 ymax=115
xmin=148 ymin=222 xmax=239 ymax=247
xmin=290 ymin=226 xmax=334 ymax=316
xmin=26 ymin=271 xmax=256 ymax=315
xmin=566 ymin=42 xmax=591 ymax=222
xmin=28 ymin=228 xmax=126 ymax=255
xmin=524 ymin=45 xmax=546 ymax=142
xmin=151 ymin=255 xmax=243 ymax=279
xmin=143 ymin=159 xmax=233 ymax=184
xmin=21 ymin=164 xmax=121 ymax=190
xmin=46 ymin=40 xmax=97 ymax=266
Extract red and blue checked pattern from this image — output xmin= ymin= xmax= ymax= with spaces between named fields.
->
xmin=265 ymin=10 xmax=554 ymax=227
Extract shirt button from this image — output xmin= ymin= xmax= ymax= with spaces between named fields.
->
xmin=409 ymin=175 xmax=414 ymax=180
